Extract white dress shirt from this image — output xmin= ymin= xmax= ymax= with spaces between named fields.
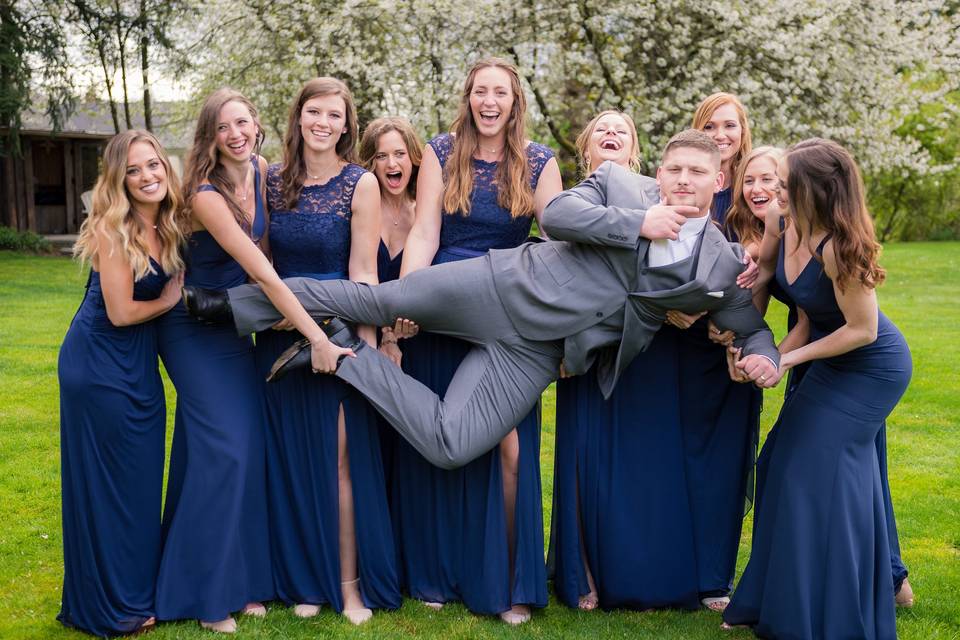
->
xmin=646 ymin=212 xmax=711 ymax=267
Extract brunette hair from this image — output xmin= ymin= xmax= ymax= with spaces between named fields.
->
xmin=661 ymin=129 xmax=721 ymax=166
xmin=280 ymin=77 xmax=360 ymax=209
xmin=74 ymin=129 xmax=186 ymax=279
xmin=785 ymin=138 xmax=885 ymax=290
xmin=575 ymin=109 xmax=643 ymax=177
xmin=691 ymin=92 xmax=753 ymax=184
xmin=359 ymin=116 xmax=423 ymax=201
xmin=443 ymin=57 xmax=533 ymax=218
xmin=181 ymin=88 xmax=264 ymax=231
xmin=726 ymin=146 xmax=784 ymax=250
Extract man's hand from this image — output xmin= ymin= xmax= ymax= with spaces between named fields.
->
xmin=735 ymin=354 xmax=781 ymax=388
xmin=639 ymin=204 xmax=698 ymax=240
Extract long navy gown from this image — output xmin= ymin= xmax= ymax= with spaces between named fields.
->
xmin=58 ymin=262 xmax=169 ymax=636
xmin=155 ymin=158 xmax=273 ymax=622
xmin=678 ymin=193 xmax=761 ymax=599
xmin=549 ymin=324 xmax=700 ymax=610
xmin=254 ymin=163 xmax=400 ymax=612
xmin=388 ymin=133 xmax=553 ymax=614
xmin=724 ymin=236 xmax=911 ymax=639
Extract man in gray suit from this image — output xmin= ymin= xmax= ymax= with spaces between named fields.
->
xmin=186 ymin=129 xmax=779 ymax=469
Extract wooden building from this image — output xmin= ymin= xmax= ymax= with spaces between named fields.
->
xmin=1 ymin=103 xmax=189 ymax=234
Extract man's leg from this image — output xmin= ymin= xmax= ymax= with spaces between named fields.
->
xmin=335 ymin=336 xmax=562 ymax=469
xmin=227 ymin=256 xmax=510 ymax=344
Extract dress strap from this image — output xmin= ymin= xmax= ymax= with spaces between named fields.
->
xmin=250 ymin=157 xmax=266 ymax=243
xmin=197 ymin=184 xmax=219 ymax=193
xmin=815 ymin=233 xmax=833 ymax=255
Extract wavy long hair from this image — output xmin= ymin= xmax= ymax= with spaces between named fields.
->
xmin=74 ymin=130 xmax=185 ymax=280
xmin=180 ymin=88 xmax=264 ymax=231
xmin=575 ymin=109 xmax=643 ymax=177
xmin=280 ymin=77 xmax=359 ymax=209
xmin=692 ymin=92 xmax=753 ymax=187
xmin=359 ymin=116 xmax=423 ymax=202
xmin=443 ymin=57 xmax=533 ymax=218
xmin=785 ymin=138 xmax=885 ymax=290
xmin=726 ymin=146 xmax=784 ymax=249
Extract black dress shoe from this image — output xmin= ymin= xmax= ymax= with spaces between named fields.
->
xmin=266 ymin=317 xmax=362 ymax=382
xmin=182 ymin=286 xmax=233 ymax=324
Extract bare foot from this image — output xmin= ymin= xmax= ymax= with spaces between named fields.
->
xmin=130 ymin=617 xmax=156 ymax=636
xmin=341 ymin=578 xmax=372 ymax=625
xmin=701 ymin=596 xmax=730 ymax=612
xmin=199 ymin=617 xmax=237 ymax=633
xmin=896 ymin=578 xmax=914 ymax=608
xmin=241 ymin=602 xmax=266 ymax=617
xmin=721 ymin=622 xmax=748 ymax=631
xmin=499 ymin=604 xmax=531 ymax=625
xmin=293 ymin=603 xmax=321 ymax=618
xmin=422 ymin=601 xmax=444 ymax=610
xmin=578 ymin=591 xmax=599 ymax=611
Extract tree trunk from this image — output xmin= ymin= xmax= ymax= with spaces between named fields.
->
xmin=139 ymin=0 xmax=152 ymax=131
xmin=96 ymin=36 xmax=120 ymax=133
xmin=114 ymin=0 xmax=131 ymax=130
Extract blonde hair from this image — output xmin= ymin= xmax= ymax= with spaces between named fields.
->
xmin=280 ymin=77 xmax=360 ymax=209
xmin=359 ymin=116 xmax=423 ymax=201
xmin=692 ymin=92 xmax=753 ymax=184
xmin=726 ymin=146 xmax=784 ymax=249
xmin=785 ymin=138 xmax=885 ymax=290
xmin=74 ymin=130 xmax=186 ymax=280
xmin=443 ymin=57 xmax=533 ymax=218
xmin=575 ymin=110 xmax=642 ymax=177
xmin=181 ymin=88 xmax=264 ymax=231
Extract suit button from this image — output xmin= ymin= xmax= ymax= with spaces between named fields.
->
xmin=596 ymin=311 xmax=603 ymax=317
xmin=641 ymin=268 xmax=648 ymax=275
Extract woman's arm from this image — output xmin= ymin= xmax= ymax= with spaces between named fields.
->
xmin=777 ymin=307 xmax=810 ymax=355
xmin=191 ymin=190 xmax=347 ymax=370
xmin=96 ymin=227 xmax=183 ymax=326
xmin=779 ymin=241 xmax=878 ymax=371
xmin=755 ymin=207 xmax=783 ymax=288
xmin=400 ymin=143 xmax=443 ymax=276
xmin=532 ymin=156 xmax=563 ymax=234
xmin=349 ymin=171 xmax=382 ymax=347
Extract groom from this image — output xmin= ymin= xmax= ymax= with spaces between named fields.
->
xmin=185 ymin=129 xmax=780 ymax=469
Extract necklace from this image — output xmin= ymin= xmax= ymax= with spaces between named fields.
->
xmin=235 ymin=167 xmax=252 ymax=201
xmin=382 ymin=199 xmax=411 ymax=227
xmin=478 ymin=144 xmax=502 ymax=154
xmin=134 ymin=210 xmax=157 ymax=229
xmin=305 ymin=160 xmax=340 ymax=182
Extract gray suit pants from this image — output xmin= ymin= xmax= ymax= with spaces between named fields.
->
xmin=228 ymin=255 xmax=563 ymax=469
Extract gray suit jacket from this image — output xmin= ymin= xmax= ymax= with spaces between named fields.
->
xmin=488 ymin=161 xmax=779 ymax=398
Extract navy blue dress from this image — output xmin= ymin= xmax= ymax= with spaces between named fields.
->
xmin=388 ymin=133 xmax=553 ymax=614
xmin=549 ymin=323 xmax=700 ymax=610
xmin=375 ymin=240 xmax=404 ymax=492
xmin=254 ymin=163 xmax=400 ymax=612
xmin=58 ymin=261 xmax=169 ymax=636
xmin=155 ymin=158 xmax=273 ymax=622
xmin=725 ymin=236 xmax=911 ymax=639
xmin=675 ymin=190 xmax=762 ymax=598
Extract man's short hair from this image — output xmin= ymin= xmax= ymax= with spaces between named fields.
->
xmin=661 ymin=129 xmax=721 ymax=167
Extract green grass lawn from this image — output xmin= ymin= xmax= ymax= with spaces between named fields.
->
xmin=1 ymin=243 xmax=958 ymax=640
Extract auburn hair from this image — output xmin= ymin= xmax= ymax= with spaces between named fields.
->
xmin=358 ymin=116 xmax=423 ymax=201
xmin=692 ymin=92 xmax=753 ymax=186
xmin=785 ymin=138 xmax=885 ymax=290
xmin=74 ymin=129 xmax=186 ymax=280
xmin=442 ymin=57 xmax=533 ymax=218
xmin=575 ymin=109 xmax=643 ymax=177
xmin=181 ymin=88 xmax=264 ymax=232
xmin=280 ymin=77 xmax=360 ymax=209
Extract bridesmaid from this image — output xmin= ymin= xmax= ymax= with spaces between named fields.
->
xmin=394 ymin=57 xmax=562 ymax=624
xmin=548 ymin=111 xmax=700 ymax=612
xmin=724 ymin=138 xmax=911 ymax=640
xmin=357 ymin=116 xmax=423 ymax=482
xmin=155 ymin=88 xmax=350 ymax=633
xmin=254 ymin=78 xmax=400 ymax=625
xmin=58 ymin=130 xmax=185 ymax=637
xmin=662 ymin=91 xmax=760 ymax=611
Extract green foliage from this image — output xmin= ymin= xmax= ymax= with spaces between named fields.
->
xmin=0 ymin=226 xmax=54 ymax=253
xmin=0 ymin=246 xmax=958 ymax=639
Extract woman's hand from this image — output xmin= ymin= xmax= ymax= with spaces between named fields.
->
xmin=310 ymin=340 xmax=354 ymax=373
xmin=736 ymin=252 xmax=760 ymax=289
xmin=708 ymin=319 xmax=735 ymax=346
xmin=379 ymin=340 xmax=403 ymax=367
xmin=665 ymin=309 xmax=705 ymax=329
xmin=160 ymin=272 xmax=185 ymax=310
xmin=271 ymin=318 xmax=295 ymax=330
xmin=390 ymin=318 xmax=419 ymax=339
xmin=726 ymin=346 xmax=750 ymax=383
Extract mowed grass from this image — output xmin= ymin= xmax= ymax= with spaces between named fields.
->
xmin=0 ymin=243 xmax=958 ymax=640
